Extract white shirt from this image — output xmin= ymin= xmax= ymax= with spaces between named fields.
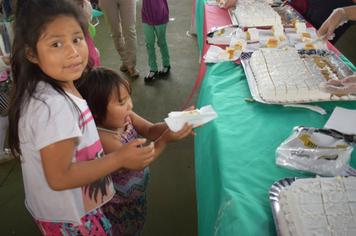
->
xmin=19 ymin=82 xmax=114 ymax=225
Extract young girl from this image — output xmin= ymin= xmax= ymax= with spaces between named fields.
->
xmin=8 ymin=0 xmax=157 ymax=235
xmin=141 ymin=0 xmax=171 ymax=82
xmin=77 ymin=66 xmax=197 ymax=235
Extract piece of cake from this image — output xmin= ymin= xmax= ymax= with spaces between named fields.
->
xmin=234 ymin=39 xmax=247 ymax=50
xmin=267 ymin=38 xmax=278 ymax=48
xmin=217 ymin=51 xmax=230 ymax=61
xmin=279 ymin=177 xmax=356 ymax=236
xmin=226 ymin=47 xmax=235 ymax=59
xmin=301 ymin=32 xmax=312 ymax=42
xmin=249 ymin=48 xmax=333 ymax=103
xmin=271 ymin=24 xmax=283 ymax=36
xmin=215 ymin=28 xmax=225 ymax=36
xmin=219 ymin=0 xmax=225 ymax=7
xmin=294 ymin=22 xmax=306 ymax=33
xmin=278 ymin=34 xmax=286 ymax=42
xmin=181 ymin=110 xmax=200 ymax=116
xmin=234 ymin=3 xmax=281 ymax=27
xmin=246 ymin=28 xmax=259 ymax=41
xmin=305 ymin=43 xmax=316 ymax=50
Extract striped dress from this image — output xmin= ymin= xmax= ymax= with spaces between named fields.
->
xmin=99 ymin=123 xmax=149 ymax=236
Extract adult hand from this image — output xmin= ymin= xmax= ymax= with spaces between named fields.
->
xmin=223 ymin=0 xmax=238 ymax=9
xmin=321 ymin=74 xmax=356 ymax=94
xmin=317 ymin=8 xmax=347 ymax=41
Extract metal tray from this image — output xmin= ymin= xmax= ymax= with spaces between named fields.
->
xmin=228 ymin=5 xmax=306 ymax=28
xmin=274 ymin=5 xmax=306 ymax=27
xmin=269 ymin=177 xmax=297 ymax=236
xmin=241 ymin=49 xmax=356 ymax=104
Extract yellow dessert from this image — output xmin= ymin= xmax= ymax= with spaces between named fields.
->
xmin=267 ymin=38 xmax=278 ymax=48
xmin=305 ymin=43 xmax=316 ymax=50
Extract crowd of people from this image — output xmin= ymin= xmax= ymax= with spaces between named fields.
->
xmin=0 ymin=0 xmax=355 ymax=235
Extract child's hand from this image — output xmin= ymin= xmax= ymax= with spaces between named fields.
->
xmin=114 ymin=138 xmax=154 ymax=171
xmin=162 ymin=122 xmax=195 ymax=143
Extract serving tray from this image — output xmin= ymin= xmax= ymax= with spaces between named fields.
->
xmin=269 ymin=177 xmax=297 ymax=236
xmin=241 ymin=49 xmax=356 ymax=104
xmin=228 ymin=4 xmax=306 ymax=28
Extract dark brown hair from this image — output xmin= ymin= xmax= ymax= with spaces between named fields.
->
xmin=77 ymin=67 xmax=132 ymax=126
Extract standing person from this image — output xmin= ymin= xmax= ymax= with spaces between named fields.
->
xmin=0 ymin=55 xmax=11 ymax=162
xmin=77 ymin=66 xmax=197 ymax=235
xmin=141 ymin=0 xmax=171 ymax=82
xmin=2 ymin=0 xmax=13 ymax=18
xmin=8 ymin=0 xmax=155 ymax=235
xmin=99 ymin=0 xmax=139 ymax=77
xmin=73 ymin=0 xmax=101 ymax=67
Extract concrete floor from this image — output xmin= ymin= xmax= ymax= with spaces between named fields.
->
xmin=1 ymin=1 xmax=356 ymax=236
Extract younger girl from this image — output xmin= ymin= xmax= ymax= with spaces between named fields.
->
xmin=8 ymin=0 xmax=156 ymax=235
xmin=77 ymin=66 xmax=197 ymax=235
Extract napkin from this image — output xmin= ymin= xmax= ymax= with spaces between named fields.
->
xmin=204 ymin=45 xmax=242 ymax=63
xmin=164 ymin=105 xmax=218 ymax=132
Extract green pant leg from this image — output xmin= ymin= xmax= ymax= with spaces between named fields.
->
xmin=143 ymin=23 xmax=158 ymax=71
xmin=155 ymin=23 xmax=170 ymax=67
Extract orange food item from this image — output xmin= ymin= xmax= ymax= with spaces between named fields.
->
xmin=234 ymin=41 xmax=243 ymax=50
xmin=226 ymin=47 xmax=235 ymax=59
xmin=267 ymin=38 xmax=278 ymax=48
xmin=278 ymin=34 xmax=286 ymax=42
xmin=305 ymin=43 xmax=316 ymax=50
xmin=246 ymin=31 xmax=251 ymax=40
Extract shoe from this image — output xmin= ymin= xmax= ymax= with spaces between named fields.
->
xmin=159 ymin=65 xmax=171 ymax=76
xmin=120 ymin=63 xmax=128 ymax=72
xmin=128 ymin=68 xmax=139 ymax=78
xmin=144 ymin=70 xmax=158 ymax=82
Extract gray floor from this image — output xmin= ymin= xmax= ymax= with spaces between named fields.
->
xmin=1 ymin=1 xmax=356 ymax=236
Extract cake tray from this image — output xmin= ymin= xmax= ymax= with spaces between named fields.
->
xmin=241 ymin=49 xmax=356 ymax=104
xmin=274 ymin=5 xmax=306 ymax=27
xmin=269 ymin=177 xmax=298 ymax=236
xmin=228 ymin=4 xmax=306 ymax=28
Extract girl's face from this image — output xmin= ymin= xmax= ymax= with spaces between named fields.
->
xmin=102 ymin=86 xmax=133 ymax=131
xmin=31 ymin=15 xmax=88 ymax=89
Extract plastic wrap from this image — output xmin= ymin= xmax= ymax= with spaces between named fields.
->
xmin=276 ymin=126 xmax=354 ymax=176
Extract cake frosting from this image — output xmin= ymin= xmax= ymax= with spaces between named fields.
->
xmin=249 ymin=48 xmax=337 ymax=103
xmin=235 ymin=3 xmax=281 ymax=27
xmin=279 ymin=176 xmax=356 ymax=236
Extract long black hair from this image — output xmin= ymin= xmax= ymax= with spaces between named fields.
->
xmin=8 ymin=0 xmax=90 ymax=157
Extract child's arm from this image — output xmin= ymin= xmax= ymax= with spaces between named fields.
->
xmin=130 ymin=106 xmax=197 ymax=140
xmin=129 ymin=112 xmax=168 ymax=141
xmin=151 ymin=122 xmax=194 ymax=160
xmin=40 ymin=137 xmax=154 ymax=191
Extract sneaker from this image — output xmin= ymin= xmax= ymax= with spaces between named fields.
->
xmin=144 ymin=71 xmax=158 ymax=82
xmin=159 ymin=65 xmax=171 ymax=76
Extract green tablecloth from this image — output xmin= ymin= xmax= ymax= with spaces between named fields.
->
xmin=193 ymin=1 xmax=356 ymax=235
xmin=194 ymin=60 xmax=356 ymax=236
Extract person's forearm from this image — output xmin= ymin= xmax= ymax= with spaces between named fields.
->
xmin=147 ymin=122 xmax=169 ymax=140
xmin=151 ymin=132 xmax=169 ymax=161
xmin=343 ymin=6 xmax=356 ymax=21
xmin=44 ymin=153 xmax=121 ymax=191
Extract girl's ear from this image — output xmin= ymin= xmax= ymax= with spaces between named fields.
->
xmin=25 ymin=45 xmax=38 ymax=64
